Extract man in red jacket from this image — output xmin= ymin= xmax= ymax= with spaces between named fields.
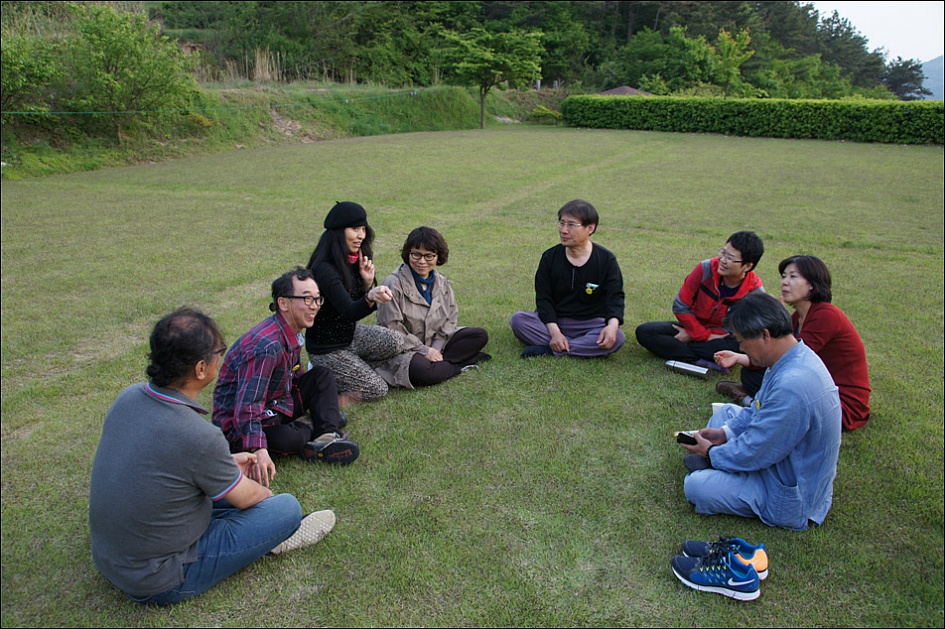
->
xmin=635 ymin=231 xmax=764 ymax=368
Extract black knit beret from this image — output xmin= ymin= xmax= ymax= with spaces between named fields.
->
xmin=323 ymin=201 xmax=368 ymax=230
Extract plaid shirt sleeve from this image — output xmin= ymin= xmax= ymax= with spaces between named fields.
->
xmin=229 ymin=341 xmax=295 ymax=452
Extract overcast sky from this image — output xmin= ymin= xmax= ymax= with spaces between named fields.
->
xmin=811 ymin=1 xmax=944 ymax=63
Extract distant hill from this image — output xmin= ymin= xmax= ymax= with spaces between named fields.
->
xmin=922 ymin=56 xmax=944 ymax=100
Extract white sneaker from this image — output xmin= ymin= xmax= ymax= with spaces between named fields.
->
xmin=270 ymin=510 xmax=336 ymax=555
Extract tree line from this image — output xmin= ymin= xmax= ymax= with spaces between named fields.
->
xmin=1 ymin=1 xmax=933 ymax=144
xmin=154 ymin=0 xmax=930 ymax=100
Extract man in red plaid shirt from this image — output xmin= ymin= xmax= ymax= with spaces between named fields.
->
xmin=214 ymin=267 xmax=359 ymax=486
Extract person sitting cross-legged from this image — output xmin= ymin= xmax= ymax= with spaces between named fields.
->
xmin=635 ymin=231 xmax=764 ymax=372
xmin=679 ymin=293 xmax=842 ymax=531
xmin=510 ymin=199 xmax=625 ymax=358
xmin=375 ymin=226 xmax=490 ymax=388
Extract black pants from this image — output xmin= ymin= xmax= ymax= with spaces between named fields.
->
xmin=634 ymin=321 xmax=739 ymax=362
xmin=265 ymin=365 xmax=343 ymax=454
xmin=739 ymin=365 xmax=766 ymax=397
xmin=408 ymin=327 xmax=489 ymax=387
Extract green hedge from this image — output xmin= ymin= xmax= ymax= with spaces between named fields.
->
xmin=561 ymin=95 xmax=944 ymax=144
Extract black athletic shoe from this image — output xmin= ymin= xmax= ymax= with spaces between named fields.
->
xmin=521 ymin=345 xmax=553 ymax=358
xmin=302 ymin=433 xmax=359 ymax=464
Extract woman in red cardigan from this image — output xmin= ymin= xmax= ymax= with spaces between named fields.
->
xmin=715 ymin=255 xmax=871 ymax=431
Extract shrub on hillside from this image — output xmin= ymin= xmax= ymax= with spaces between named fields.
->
xmin=1 ymin=32 xmax=62 ymax=123
xmin=526 ymin=105 xmax=563 ymax=124
xmin=59 ymin=4 xmax=198 ymax=141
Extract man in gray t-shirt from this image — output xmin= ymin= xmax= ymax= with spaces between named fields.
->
xmin=89 ymin=308 xmax=335 ymax=604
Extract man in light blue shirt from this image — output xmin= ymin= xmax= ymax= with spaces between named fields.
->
xmin=680 ymin=293 xmax=842 ymax=530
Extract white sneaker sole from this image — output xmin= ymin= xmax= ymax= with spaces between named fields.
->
xmin=270 ymin=510 xmax=336 ymax=554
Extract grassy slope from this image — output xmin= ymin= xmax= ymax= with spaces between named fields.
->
xmin=1 ymin=127 xmax=942 ymax=626
xmin=0 ymin=84 xmax=555 ymax=180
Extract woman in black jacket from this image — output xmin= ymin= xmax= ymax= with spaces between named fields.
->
xmin=306 ymin=201 xmax=400 ymax=402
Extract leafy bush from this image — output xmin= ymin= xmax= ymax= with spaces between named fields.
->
xmin=526 ymin=105 xmax=563 ymax=125
xmin=3 ymin=3 xmax=199 ymax=141
xmin=59 ymin=4 xmax=197 ymax=140
xmin=0 ymin=32 xmax=62 ymax=121
xmin=561 ymin=95 xmax=944 ymax=144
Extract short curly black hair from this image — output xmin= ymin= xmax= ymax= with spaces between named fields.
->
xmin=146 ymin=307 xmax=224 ymax=387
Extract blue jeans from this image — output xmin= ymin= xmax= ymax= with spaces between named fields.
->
xmin=131 ymin=493 xmax=302 ymax=605
xmin=683 ymin=405 xmax=762 ymax=520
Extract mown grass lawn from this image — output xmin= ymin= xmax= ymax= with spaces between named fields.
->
xmin=1 ymin=127 xmax=942 ymax=627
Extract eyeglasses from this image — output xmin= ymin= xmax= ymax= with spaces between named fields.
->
xmin=409 ymin=251 xmax=437 ymax=262
xmin=284 ymin=295 xmax=324 ymax=307
xmin=717 ymin=248 xmax=743 ymax=264
xmin=213 ymin=346 xmax=227 ymax=357
xmin=558 ymin=220 xmax=585 ymax=229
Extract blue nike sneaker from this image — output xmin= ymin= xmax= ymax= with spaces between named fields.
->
xmin=681 ymin=536 xmax=769 ymax=580
xmin=671 ymin=550 xmax=761 ymax=601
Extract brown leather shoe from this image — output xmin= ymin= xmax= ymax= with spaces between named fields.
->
xmin=716 ymin=380 xmax=749 ymax=404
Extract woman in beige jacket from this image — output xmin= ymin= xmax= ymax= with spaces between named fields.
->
xmin=375 ymin=227 xmax=489 ymax=388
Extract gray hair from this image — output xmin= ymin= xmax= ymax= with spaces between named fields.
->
xmin=723 ymin=293 xmax=793 ymax=339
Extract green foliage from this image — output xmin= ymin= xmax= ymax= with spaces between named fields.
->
xmin=0 ymin=32 xmax=62 ymax=119
xmin=60 ymin=4 xmax=197 ymax=140
xmin=635 ymin=73 xmax=671 ymax=96
xmin=596 ymin=20 xmax=889 ymax=101
xmin=196 ymin=2 xmax=463 ymax=85
xmin=525 ymin=104 xmax=562 ymax=124
xmin=4 ymin=1 xmax=933 ymax=168
xmin=295 ymin=86 xmax=484 ymax=136
xmin=2 ymin=84 xmax=509 ymax=178
xmin=671 ymin=81 xmax=726 ymax=98
xmin=0 ymin=2 xmax=68 ymax=122
xmin=0 ymin=0 xmax=77 ymax=30
xmin=154 ymin=0 xmax=232 ymax=29
xmin=144 ymin=1 xmax=916 ymax=100
xmin=815 ymin=10 xmax=886 ymax=88
xmin=714 ymin=29 xmax=754 ymax=97
xmin=609 ymin=27 xmax=716 ymax=93
xmin=753 ymin=0 xmax=820 ymax=56
xmin=883 ymin=56 xmax=933 ymax=101
xmin=439 ymin=27 xmax=544 ymax=128
xmin=744 ymin=48 xmax=859 ymax=100
xmin=488 ymin=1 xmax=592 ymax=85
xmin=2 ymin=2 xmax=202 ymax=142
xmin=562 ymin=95 xmax=944 ymax=145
